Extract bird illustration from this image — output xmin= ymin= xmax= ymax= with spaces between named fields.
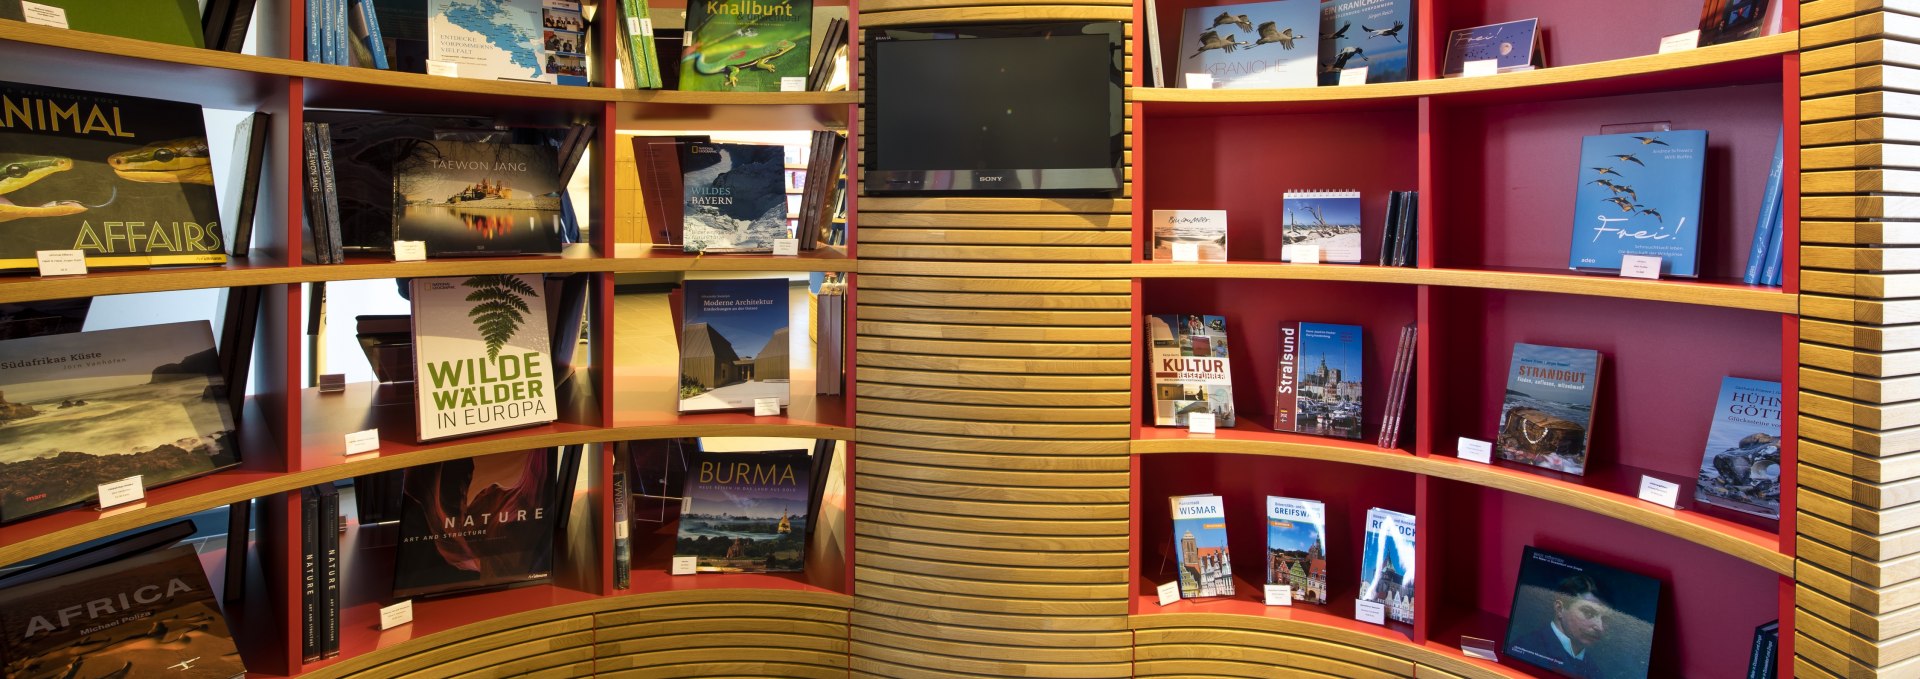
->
xmin=1190 ymin=31 xmax=1247 ymax=57
xmin=1256 ymin=23 xmax=1302 ymax=49
xmin=1638 ymin=207 xmax=1664 ymax=222
xmin=1330 ymin=46 xmax=1368 ymax=69
xmin=1325 ymin=21 xmax=1351 ymax=40
xmin=1589 ymin=166 xmax=1622 ymax=177
xmin=1612 ymin=153 xmax=1646 ymax=166
xmin=1631 ymin=135 xmax=1669 ymax=146
xmin=1586 ymin=178 xmax=1618 ymax=189
xmin=1364 ymin=20 xmax=1405 ymax=42
xmin=1607 ymin=183 xmax=1638 ymax=201
xmin=1210 ymin=11 xmax=1253 ymax=33
xmin=1603 ymin=197 xmax=1642 ymax=212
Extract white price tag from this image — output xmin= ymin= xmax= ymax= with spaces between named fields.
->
xmin=772 ymin=238 xmax=800 ymax=256
xmin=1457 ymin=437 xmax=1493 ymax=464
xmin=1264 ymin=584 xmax=1293 ymax=606
xmin=378 ymin=600 xmax=413 ymax=630
xmin=1338 ymin=66 xmax=1369 ymax=86
xmin=639 ymin=18 xmax=654 ymax=36
xmin=671 ymin=556 xmax=698 ymax=575
xmin=627 ymin=17 xmax=642 ymax=34
xmin=1170 ymin=242 xmax=1200 ymax=262
xmin=1291 ymin=245 xmax=1322 ymax=264
xmin=20 ymin=1 xmax=68 ymax=28
xmin=393 ymin=240 xmax=427 ymax=261
xmin=1355 ymin=599 xmax=1387 ymax=625
xmin=344 ymin=428 xmax=380 ymax=455
xmin=1156 ymin=581 xmax=1181 ymax=606
xmin=1619 ymin=254 xmax=1661 ymax=280
xmin=780 ymin=76 xmax=806 ymax=92
xmin=97 ymin=476 xmax=144 ymax=509
xmin=1638 ymin=475 xmax=1680 ymax=508
xmin=1659 ymin=30 xmax=1702 ymax=54
xmin=1461 ymin=636 xmax=1501 ymax=661
xmin=36 ymin=250 xmax=86 ymax=277
xmin=1462 ymin=59 xmax=1500 ymax=77
xmin=754 ymin=397 xmax=781 ymax=416
xmin=681 ymin=495 xmax=692 ymax=513
xmin=318 ymin=373 xmax=347 ymax=393
xmin=425 ymin=60 xmax=459 ymax=78
xmin=1187 ymin=412 xmax=1216 ymax=434
xmin=1185 ymin=73 xmax=1214 ymax=89
xmin=614 ymin=519 xmax=629 ymax=539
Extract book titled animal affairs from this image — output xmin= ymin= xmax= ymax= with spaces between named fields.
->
xmin=0 ymin=80 xmax=225 ymax=271
xmin=410 ymin=274 xmax=558 ymax=442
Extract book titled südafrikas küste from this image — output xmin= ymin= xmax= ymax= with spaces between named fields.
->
xmin=393 ymin=449 xmax=557 ymax=598
xmin=1569 ymin=131 xmax=1707 ymax=277
xmin=0 ymin=80 xmax=226 ymax=271
xmin=1497 ymin=343 xmax=1602 ymax=476
xmin=679 ymin=141 xmax=790 ymax=253
xmin=1695 ymin=377 xmax=1783 ymax=519
xmin=0 ymin=321 xmax=239 ymax=523
xmin=0 ymin=544 xmax=246 ymax=679
xmin=410 ymin=274 xmax=558 ymax=442
xmin=676 ymin=448 xmax=811 ymax=573
xmin=1148 ymin=314 xmax=1236 ymax=428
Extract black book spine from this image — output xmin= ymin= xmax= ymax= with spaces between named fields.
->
xmin=320 ymin=485 xmax=341 ymax=658
xmin=222 ymin=0 xmax=260 ymax=52
xmin=223 ymin=498 xmax=251 ymax=603
xmin=300 ymin=488 xmax=320 ymax=663
xmin=202 ymin=0 xmax=234 ymax=52
xmin=231 ymin=112 xmax=270 ymax=258
xmin=301 ymin=123 xmax=328 ymax=265
xmin=613 ymin=457 xmax=630 ymax=590
xmin=316 ymin=122 xmax=345 ymax=264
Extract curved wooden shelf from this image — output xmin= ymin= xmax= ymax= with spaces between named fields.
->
xmin=1131 ymin=610 xmax=1510 ymax=678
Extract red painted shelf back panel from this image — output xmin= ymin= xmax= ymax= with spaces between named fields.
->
xmin=1431 ymin=0 xmax=1709 ymax=69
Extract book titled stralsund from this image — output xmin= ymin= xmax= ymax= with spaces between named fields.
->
xmin=0 ymin=544 xmax=245 ymax=678
xmin=0 ymin=80 xmax=225 ymax=271
xmin=1148 ymin=314 xmax=1236 ymax=428
xmin=1170 ymin=494 xmax=1233 ymax=599
xmin=1569 ymin=131 xmax=1707 ymax=277
xmin=680 ymin=278 xmax=790 ymax=412
xmin=1273 ymin=321 xmax=1364 ymax=439
xmin=1359 ymin=507 xmax=1414 ymax=624
xmin=678 ymin=0 xmax=813 ymax=91
xmin=1178 ymin=0 xmax=1319 ymax=88
xmin=1316 ymin=0 xmax=1411 ymax=85
xmin=1266 ymin=496 xmax=1326 ymax=604
xmin=393 ymin=141 xmax=567 ymax=257
xmin=680 ymin=142 xmax=790 ymax=253
xmin=677 ymin=448 xmax=811 ymax=573
xmin=1282 ymin=190 xmax=1362 ymax=262
xmin=394 ymin=449 xmax=556 ymax=597
xmin=1695 ymin=377 xmax=1782 ymax=519
xmin=1505 ymin=546 xmax=1660 ymax=679
xmin=1497 ymin=343 xmax=1602 ymax=475
xmin=410 ymin=274 xmax=558 ymax=442
xmin=1151 ymin=209 xmax=1228 ymax=261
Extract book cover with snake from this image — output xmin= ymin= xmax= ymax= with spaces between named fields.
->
xmin=0 ymin=81 xmax=224 ymax=271
xmin=677 ymin=0 xmax=814 ymax=91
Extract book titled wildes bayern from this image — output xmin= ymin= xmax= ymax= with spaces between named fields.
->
xmin=678 ymin=0 xmax=813 ymax=91
xmin=392 ymin=141 xmax=566 ymax=257
xmin=1266 ymin=496 xmax=1327 ymax=604
xmin=1496 ymin=343 xmax=1602 ymax=475
xmin=0 ymin=544 xmax=245 ymax=679
xmin=1170 ymin=494 xmax=1233 ymax=599
xmin=1178 ymin=0 xmax=1319 ymax=88
xmin=410 ymin=274 xmax=558 ymax=442
xmin=1569 ymin=131 xmax=1707 ymax=277
xmin=680 ymin=142 xmax=790 ymax=253
xmin=1316 ymin=0 xmax=1412 ymax=85
xmin=1272 ymin=321 xmax=1363 ymax=439
xmin=1148 ymin=314 xmax=1236 ymax=428
xmin=677 ymin=449 xmax=811 ymax=573
xmin=680 ymin=278 xmax=790 ymax=412
xmin=1359 ymin=507 xmax=1415 ymax=624
xmin=1695 ymin=377 xmax=1783 ymax=519
xmin=393 ymin=449 xmax=556 ymax=598
xmin=0 ymin=321 xmax=239 ymax=522
xmin=0 ymin=81 xmax=225 ymax=271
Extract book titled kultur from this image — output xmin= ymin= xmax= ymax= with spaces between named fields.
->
xmin=410 ymin=274 xmax=558 ymax=442
xmin=1359 ymin=507 xmax=1415 ymax=624
xmin=1147 ymin=314 xmax=1236 ymax=428
xmin=1272 ymin=321 xmax=1364 ymax=439
xmin=1150 ymin=210 xmax=1228 ymax=261
xmin=1568 ymin=131 xmax=1707 ymax=277
xmin=1265 ymin=496 xmax=1326 ymax=604
xmin=676 ymin=448 xmax=811 ymax=573
xmin=1694 ymin=377 xmax=1782 ymax=519
xmin=1282 ymin=190 xmax=1362 ymax=262
xmin=678 ymin=0 xmax=813 ymax=91
xmin=392 ymin=141 xmax=567 ymax=257
xmin=0 ymin=544 xmax=246 ymax=679
xmin=1177 ymin=0 xmax=1319 ymax=88
xmin=680 ymin=141 xmax=790 ymax=253
xmin=1496 ymin=343 xmax=1602 ymax=476
xmin=1169 ymin=494 xmax=1234 ymax=599
xmin=1316 ymin=0 xmax=1411 ymax=85
xmin=393 ymin=449 xmax=556 ymax=598
xmin=679 ymin=278 xmax=791 ymax=413
xmin=1505 ymin=546 xmax=1661 ymax=679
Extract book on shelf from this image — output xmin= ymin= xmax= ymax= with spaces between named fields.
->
xmin=427 ymin=0 xmax=556 ymax=84
xmin=1377 ymin=190 xmax=1417 ymax=267
xmin=541 ymin=0 xmax=587 ymax=85
xmin=816 ymin=276 xmax=847 ymax=396
xmin=676 ymin=448 xmax=811 ymax=573
xmin=1282 ymin=190 xmax=1362 ymax=262
xmin=1760 ymin=181 xmax=1785 ymax=286
xmin=1496 ymin=343 xmax=1602 ymax=476
xmin=1359 ymin=507 xmax=1414 ymax=624
xmin=1694 ymin=377 xmax=1782 ymax=519
xmin=301 ymin=122 xmax=341 ymax=264
xmin=409 ymin=274 xmax=559 ymax=442
xmin=393 ymin=140 xmax=566 ymax=258
xmin=681 ymin=141 xmax=790 ymax=253
xmin=1169 ymin=494 xmax=1233 ymax=599
xmin=1698 ymin=0 xmax=1772 ymax=47
xmin=203 ymin=0 xmax=261 ymax=52
xmin=307 ymin=110 xmax=502 ymax=255
xmin=300 ymin=485 xmax=319 ymax=662
xmin=1569 ymin=131 xmax=1707 ymax=277
xmin=679 ymin=278 xmax=791 ymax=413
xmin=0 ymin=298 xmax=90 ymax=341
xmin=316 ymin=122 xmax=347 ymax=263
xmin=1377 ymin=323 xmax=1416 ymax=449
xmin=0 ymin=81 xmax=226 ymax=271
xmin=617 ymin=0 xmax=663 ymax=88
xmin=1441 ymin=18 xmax=1540 ymax=77
xmin=316 ymin=483 xmax=340 ymax=659
xmin=393 ymin=449 xmax=557 ymax=597
xmin=1144 ymin=0 xmax=1165 ymax=87
xmin=612 ymin=448 xmax=632 ymax=589
xmin=1265 ymin=496 xmax=1326 ymax=604
xmin=1747 ymin=620 xmax=1779 ymax=679
xmin=631 ymin=135 xmax=710 ymax=248
xmin=678 ymin=0 xmax=813 ymax=91
xmin=1316 ymin=0 xmax=1412 ymax=85
xmin=223 ymin=112 xmax=270 ymax=258
xmin=223 ymin=499 xmax=251 ymax=603
xmin=1177 ymin=0 xmax=1319 ymax=89
xmin=0 ymin=321 xmax=240 ymax=523
xmin=1505 ymin=546 xmax=1661 ymax=679
xmin=1272 ymin=322 xmax=1364 ymax=439
xmin=807 ymin=17 xmax=849 ymax=91
xmin=1147 ymin=314 xmax=1237 ymax=428
xmin=350 ymin=0 xmax=390 ymax=69
xmin=0 ymin=544 xmax=247 ymax=679
xmin=353 ymin=469 xmax=407 ymax=524
xmin=797 ymin=131 xmax=847 ymax=251
xmin=1150 ymin=210 xmax=1228 ymax=262
xmin=2 ymin=0 xmax=203 ymax=47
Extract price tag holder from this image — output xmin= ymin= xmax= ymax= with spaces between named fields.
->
xmin=1187 ymin=412 xmax=1216 ymax=435
xmin=37 ymin=250 xmax=86 ymax=277
xmin=1659 ymin=30 xmax=1701 ymax=54
xmin=1338 ymin=66 xmax=1369 ymax=86
xmin=1638 ymin=475 xmax=1680 ymax=508
xmin=1264 ymin=584 xmax=1293 ymax=606
xmin=1170 ymin=242 xmax=1200 ymax=262
xmin=1291 ymin=245 xmax=1322 ymax=265
xmin=1462 ymin=59 xmax=1499 ymax=77
xmin=1619 ymin=254 xmax=1661 ymax=280
xmin=1157 ymin=581 xmax=1182 ymax=607
xmin=425 ymin=60 xmax=459 ymax=78
xmin=1457 ymin=437 xmax=1493 ymax=464
xmin=1355 ymin=599 xmax=1387 ymax=625
xmin=19 ymin=2 xmax=67 ymax=28
xmin=318 ymin=373 xmax=347 ymax=393
xmin=1461 ymin=635 xmax=1500 ymax=661
xmin=754 ymin=397 xmax=781 ymax=417
xmin=393 ymin=240 xmax=427 ymax=261
xmin=671 ymin=556 xmax=698 ymax=575
xmin=772 ymin=238 xmax=800 ymax=256
xmin=97 ymin=476 xmax=144 ymax=510
xmin=379 ymin=600 xmax=414 ymax=630
xmin=614 ymin=519 xmax=629 ymax=540
xmin=1185 ymin=73 xmax=1214 ymax=89
xmin=344 ymin=429 xmax=380 ymax=456
xmin=780 ymin=76 xmax=806 ymax=92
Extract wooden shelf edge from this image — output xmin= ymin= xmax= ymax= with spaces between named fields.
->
xmin=1129 ymin=612 xmax=1515 ymax=678
xmin=1129 ymin=263 xmax=1798 ymax=313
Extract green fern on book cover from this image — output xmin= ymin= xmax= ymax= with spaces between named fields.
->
xmin=677 ymin=0 xmax=813 ymax=91
xmin=410 ymin=274 xmax=558 ymax=442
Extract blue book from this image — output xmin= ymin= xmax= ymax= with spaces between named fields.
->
xmin=1265 ymin=496 xmax=1327 ymax=604
xmin=335 ymin=0 xmax=350 ymax=66
xmin=354 ymin=0 xmax=389 ymax=69
xmin=1272 ymin=321 xmax=1363 ymax=439
xmin=1496 ymin=343 xmax=1602 ymax=475
xmin=679 ymin=142 xmax=789 ymax=253
xmin=1568 ymin=130 xmax=1708 ymax=277
xmin=1694 ymin=377 xmax=1783 ymax=519
xmin=1441 ymin=18 xmax=1537 ymax=76
xmin=1743 ymin=131 xmax=1784 ymax=284
xmin=1761 ymin=193 xmax=1786 ymax=286
xmin=306 ymin=0 xmax=322 ymax=62
xmin=1359 ymin=507 xmax=1414 ymax=624
xmin=1177 ymin=0 xmax=1320 ymax=89
xmin=1170 ymin=494 xmax=1234 ymax=599
xmin=1316 ymin=0 xmax=1411 ymax=85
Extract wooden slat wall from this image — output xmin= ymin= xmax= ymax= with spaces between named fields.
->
xmin=1799 ymin=1 xmax=1920 ymax=676
xmin=593 ymin=591 xmax=853 ymax=678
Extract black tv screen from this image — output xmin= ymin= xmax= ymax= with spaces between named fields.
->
xmin=865 ymin=22 xmax=1125 ymax=195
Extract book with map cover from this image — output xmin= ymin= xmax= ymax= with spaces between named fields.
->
xmin=1148 ymin=314 xmax=1236 ymax=428
xmin=428 ymin=0 xmax=550 ymax=83
xmin=678 ymin=0 xmax=814 ymax=91
xmin=676 ymin=448 xmax=811 ymax=573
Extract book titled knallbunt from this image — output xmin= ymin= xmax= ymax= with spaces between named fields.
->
xmin=1359 ymin=507 xmax=1415 ymax=624
xmin=1496 ymin=343 xmax=1602 ymax=475
xmin=1273 ymin=321 xmax=1364 ymax=439
xmin=676 ymin=448 xmax=811 ymax=573
xmin=678 ymin=0 xmax=813 ymax=91
xmin=1148 ymin=314 xmax=1236 ymax=428
xmin=1265 ymin=496 xmax=1326 ymax=604
xmin=410 ymin=274 xmax=558 ymax=442
xmin=0 ymin=544 xmax=246 ymax=679
xmin=680 ymin=278 xmax=791 ymax=412
xmin=1177 ymin=0 xmax=1319 ymax=88
xmin=1694 ymin=377 xmax=1782 ymax=519
xmin=1170 ymin=494 xmax=1234 ymax=599
xmin=393 ymin=449 xmax=556 ymax=598
xmin=1569 ymin=131 xmax=1707 ymax=277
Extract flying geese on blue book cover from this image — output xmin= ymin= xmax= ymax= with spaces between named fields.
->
xmin=1568 ymin=130 xmax=1706 ymax=277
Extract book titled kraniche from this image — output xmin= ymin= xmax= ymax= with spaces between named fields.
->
xmin=392 ymin=140 xmax=567 ymax=257
xmin=1151 ymin=209 xmax=1228 ymax=261
xmin=1265 ymin=496 xmax=1327 ymax=604
xmin=1282 ymin=190 xmax=1362 ymax=262
xmin=680 ymin=141 xmax=789 ymax=253
xmin=393 ymin=449 xmax=556 ymax=597
xmin=1359 ymin=507 xmax=1415 ymax=624
xmin=0 ymin=544 xmax=246 ymax=679
xmin=676 ymin=448 xmax=811 ymax=573
xmin=1316 ymin=0 xmax=1412 ymax=85
xmin=1496 ymin=343 xmax=1602 ymax=476
xmin=1170 ymin=494 xmax=1234 ymax=599
xmin=0 ymin=80 xmax=225 ymax=271
xmin=410 ymin=274 xmax=558 ymax=442
xmin=1273 ymin=322 xmax=1364 ymax=439
xmin=677 ymin=0 xmax=813 ymax=91
xmin=1568 ymin=131 xmax=1707 ymax=277
xmin=1505 ymin=546 xmax=1661 ymax=679
xmin=680 ymin=278 xmax=791 ymax=412
xmin=1694 ymin=377 xmax=1783 ymax=519
xmin=1147 ymin=314 xmax=1236 ymax=428
xmin=1178 ymin=0 xmax=1319 ymax=88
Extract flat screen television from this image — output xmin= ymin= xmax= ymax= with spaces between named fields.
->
xmin=864 ymin=22 xmax=1126 ymax=195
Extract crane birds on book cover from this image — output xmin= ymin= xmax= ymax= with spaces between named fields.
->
xmin=1316 ymin=0 xmax=1411 ymax=85
xmin=1178 ymin=0 xmax=1319 ymax=88
xmin=1568 ymin=131 xmax=1706 ymax=277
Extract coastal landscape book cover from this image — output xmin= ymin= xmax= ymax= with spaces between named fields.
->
xmin=392 ymin=140 xmax=566 ymax=257
xmin=410 ymin=274 xmax=558 ymax=442
xmin=1281 ymin=190 xmax=1362 ymax=262
xmin=676 ymin=449 xmax=811 ymax=573
xmin=394 ymin=449 xmax=557 ymax=598
xmin=1496 ymin=343 xmax=1602 ymax=475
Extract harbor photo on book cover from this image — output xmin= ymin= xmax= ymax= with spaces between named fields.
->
xmin=1178 ymin=0 xmax=1319 ymax=89
xmin=680 ymin=278 xmax=791 ymax=412
xmin=393 ymin=449 xmax=557 ymax=598
xmin=1505 ymin=546 xmax=1660 ymax=679
xmin=1170 ymin=494 xmax=1234 ymax=598
xmin=1568 ymin=131 xmax=1707 ymax=277
xmin=1266 ymin=496 xmax=1327 ymax=604
xmin=0 ymin=544 xmax=246 ymax=679
xmin=411 ymin=274 xmax=559 ymax=442
xmin=392 ymin=141 xmax=567 ymax=256
xmin=1360 ymin=507 xmax=1415 ymax=624
xmin=1694 ymin=377 xmax=1783 ymax=519
xmin=681 ymin=142 xmax=790 ymax=253
xmin=677 ymin=449 xmax=811 ymax=573
xmin=1496 ymin=343 xmax=1602 ymax=476
xmin=1273 ymin=322 xmax=1364 ymax=439
xmin=1148 ymin=314 xmax=1236 ymax=428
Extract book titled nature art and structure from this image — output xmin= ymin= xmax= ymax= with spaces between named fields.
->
xmin=1148 ymin=314 xmax=1236 ymax=428
xmin=676 ymin=448 xmax=811 ymax=573
xmin=410 ymin=274 xmax=558 ymax=442
xmin=393 ymin=449 xmax=557 ymax=598
xmin=680 ymin=278 xmax=791 ymax=413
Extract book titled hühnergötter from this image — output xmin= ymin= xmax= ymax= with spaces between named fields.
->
xmin=1265 ymin=496 xmax=1327 ymax=604
xmin=1170 ymin=494 xmax=1234 ymax=599
xmin=677 ymin=449 xmax=811 ymax=573
xmin=1273 ymin=321 xmax=1364 ymax=439
xmin=1505 ymin=546 xmax=1661 ymax=679
xmin=392 ymin=140 xmax=567 ymax=257
xmin=0 ymin=544 xmax=246 ymax=679
xmin=1359 ymin=507 xmax=1415 ymax=624
xmin=1148 ymin=314 xmax=1236 ymax=428
xmin=1316 ymin=0 xmax=1411 ymax=85
xmin=1569 ymin=131 xmax=1707 ymax=277
xmin=1496 ymin=343 xmax=1602 ymax=476
xmin=679 ymin=141 xmax=790 ymax=253
xmin=0 ymin=80 xmax=225 ymax=271
xmin=678 ymin=0 xmax=813 ymax=91
xmin=428 ymin=0 xmax=550 ymax=83
xmin=680 ymin=278 xmax=790 ymax=413
xmin=393 ymin=449 xmax=556 ymax=598
xmin=1695 ymin=377 xmax=1783 ymax=519
xmin=1178 ymin=0 xmax=1319 ymax=88
xmin=0 ymin=321 xmax=239 ymax=523
xmin=410 ymin=274 xmax=558 ymax=442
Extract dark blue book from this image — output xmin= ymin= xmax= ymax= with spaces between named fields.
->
xmin=1743 ymin=131 xmax=1784 ymax=284
xmin=1761 ymin=196 xmax=1785 ymax=286
xmin=353 ymin=0 xmax=390 ymax=69
xmin=679 ymin=142 xmax=790 ymax=253
xmin=1568 ymin=130 xmax=1707 ymax=277
xmin=1441 ymin=18 xmax=1536 ymax=76
xmin=1316 ymin=0 xmax=1411 ymax=85
xmin=307 ymin=0 xmax=324 ymax=61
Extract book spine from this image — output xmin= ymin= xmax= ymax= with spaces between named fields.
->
xmin=335 ymin=0 xmax=350 ymax=66
xmin=1377 ymin=326 xmax=1404 ymax=447
xmin=320 ymin=487 xmax=340 ymax=658
xmin=636 ymin=0 xmax=662 ymax=88
xmin=203 ymin=0 xmax=234 ymax=52
xmin=1761 ymin=189 xmax=1786 ymax=286
xmin=1273 ymin=322 xmax=1301 ymax=432
xmin=1145 ymin=0 xmax=1163 ymax=87
xmin=316 ymin=123 xmax=344 ymax=264
xmin=357 ymin=0 xmax=389 ymax=69
xmin=232 ymin=113 xmax=269 ymax=258
xmin=301 ymin=123 xmax=328 ymax=264
xmin=1744 ymin=131 xmax=1784 ymax=284
xmin=613 ymin=461 xmax=631 ymax=589
xmin=1396 ymin=192 xmax=1418 ymax=267
xmin=306 ymin=0 xmax=322 ymax=61
xmin=223 ymin=0 xmax=259 ymax=53
xmin=223 ymin=499 xmax=251 ymax=602
xmin=300 ymin=489 xmax=319 ymax=663
xmin=620 ymin=0 xmax=656 ymax=88
xmin=1378 ymin=191 xmax=1401 ymax=266
xmin=1380 ymin=324 xmax=1417 ymax=448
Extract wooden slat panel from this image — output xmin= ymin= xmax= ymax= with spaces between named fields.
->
xmin=860 ymin=228 xmax=1132 ymax=246
xmin=857 ymin=413 xmax=1128 ymax=439
xmin=859 ymin=212 xmax=1132 ymax=229
xmin=858 ymin=382 xmax=1132 ymax=407
xmin=859 ymin=289 xmax=1134 ymax=309
xmin=854 ymin=597 xmax=1129 ymax=631
xmin=855 ymin=351 xmax=1131 ymax=375
xmin=856 ymin=551 xmax=1130 ymax=585
xmin=858 ymin=319 xmax=1131 ymax=342
xmin=857 ymin=196 xmax=1130 ymax=213
xmin=858 ymin=366 xmax=1131 ymax=391
xmin=850 ymin=640 xmax=1132 ymax=678
xmin=860 ymin=243 xmax=1133 ymax=262
xmin=859 ymin=274 xmax=1133 ymax=294
xmin=855 ymin=536 xmax=1130 ymax=569
xmin=857 ymin=474 xmax=1131 ymax=504
xmin=858 ymin=458 xmax=1131 ymax=488
xmin=858 ymin=398 xmax=1132 ymax=424
xmin=858 ymin=335 xmax=1131 ymax=358
xmin=860 ymin=429 xmax=1132 ymax=454
xmin=857 ymin=488 xmax=1132 ymax=520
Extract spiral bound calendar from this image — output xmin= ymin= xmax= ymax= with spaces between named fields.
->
xmin=1282 ymin=190 xmax=1362 ymax=263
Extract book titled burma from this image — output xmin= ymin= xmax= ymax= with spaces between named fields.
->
xmin=0 ymin=321 xmax=239 ymax=523
xmin=1147 ymin=314 xmax=1236 ymax=428
xmin=1505 ymin=546 xmax=1661 ymax=679
xmin=677 ymin=0 xmax=813 ymax=91
xmin=410 ymin=274 xmax=558 ymax=442
xmin=679 ymin=278 xmax=790 ymax=413
xmin=1359 ymin=507 xmax=1414 ymax=624
xmin=0 ymin=80 xmax=225 ymax=271
xmin=1316 ymin=0 xmax=1412 ymax=85
xmin=1169 ymin=494 xmax=1233 ymax=599
xmin=0 ymin=544 xmax=245 ymax=679
xmin=393 ymin=449 xmax=556 ymax=598
xmin=393 ymin=141 xmax=567 ymax=257
xmin=1177 ymin=0 xmax=1319 ymax=88
xmin=1569 ymin=131 xmax=1707 ymax=277
xmin=679 ymin=141 xmax=789 ymax=253
xmin=1265 ymin=496 xmax=1326 ymax=604
xmin=1694 ymin=377 xmax=1783 ymax=519
xmin=676 ymin=449 xmax=811 ymax=573
xmin=1272 ymin=321 xmax=1363 ymax=439
xmin=1496 ymin=343 xmax=1602 ymax=475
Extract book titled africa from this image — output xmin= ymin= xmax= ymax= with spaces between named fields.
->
xmin=0 ymin=80 xmax=225 ymax=271
xmin=678 ymin=0 xmax=813 ymax=91
xmin=1147 ymin=314 xmax=1236 ymax=428
xmin=1496 ymin=343 xmax=1602 ymax=476
xmin=679 ymin=141 xmax=790 ymax=253
xmin=1178 ymin=0 xmax=1319 ymax=88
xmin=410 ymin=274 xmax=558 ymax=442
xmin=0 ymin=544 xmax=245 ymax=678
xmin=677 ymin=449 xmax=811 ymax=573
xmin=393 ymin=449 xmax=556 ymax=598
xmin=1694 ymin=377 xmax=1783 ymax=519
xmin=1359 ymin=507 xmax=1415 ymax=624
xmin=1568 ymin=131 xmax=1707 ymax=277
